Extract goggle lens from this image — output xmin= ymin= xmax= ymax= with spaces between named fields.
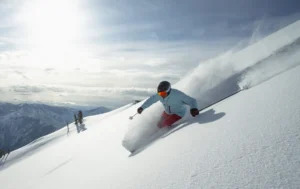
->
xmin=158 ymin=91 xmax=168 ymax=97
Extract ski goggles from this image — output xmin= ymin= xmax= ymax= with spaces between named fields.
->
xmin=158 ymin=91 xmax=168 ymax=97
xmin=158 ymin=87 xmax=170 ymax=97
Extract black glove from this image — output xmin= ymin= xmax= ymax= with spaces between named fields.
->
xmin=137 ymin=107 xmax=143 ymax=114
xmin=190 ymin=108 xmax=199 ymax=117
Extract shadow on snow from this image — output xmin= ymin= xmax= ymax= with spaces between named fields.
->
xmin=129 ymin=108 xmax=225 ymax=157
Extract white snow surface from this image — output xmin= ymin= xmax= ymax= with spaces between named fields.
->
xmin=0 ymin=21 xmax=300 ymax=189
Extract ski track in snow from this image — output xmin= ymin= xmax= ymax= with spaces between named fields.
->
xmin=44 ymin=158 xmax=72 ymax=176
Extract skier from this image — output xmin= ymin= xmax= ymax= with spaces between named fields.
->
xmin=66 ymin=121 xmax=70 ymax=135
xmin=74 ymin=114 xmax=80 ymax=133
xmin=78 ymin=111 xmax=83 ymax=125
xmin=137 ymin=81 xmax=199 ymax=128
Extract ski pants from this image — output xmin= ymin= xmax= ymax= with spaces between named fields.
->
xmin=157 ymin=111 xmax=182 ymax=128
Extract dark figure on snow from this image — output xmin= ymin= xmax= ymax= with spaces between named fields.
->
xmin=78 ymin=111 xmax=83 ymax=125
xmin=137 ymin=81 xmax=199 ymax=128
xmin=0 ymin=149 xmax=7 ymax=159
xmin=77 ymin=110 xmax=86 ymax=131
xmin=74 ymin=114 xmax=80 ymax=133
xmin=66 ymin=121 xmax=70 ymax=135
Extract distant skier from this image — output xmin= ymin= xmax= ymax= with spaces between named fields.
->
xmin=77 ymin=110 xmax=87 ymax=131
xmin=74 ymin=114 xmax=80 ymax=133
xmin=78 ymin=111 xmax=83 ymax=125
xmin=66 ymin=121 xmax=70 ymax=135
xmin=137 ymin=81 xmax=199 ymax=128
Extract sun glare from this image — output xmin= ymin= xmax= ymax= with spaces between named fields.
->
xmin=20 ymin=0 xmax=85 ymax=68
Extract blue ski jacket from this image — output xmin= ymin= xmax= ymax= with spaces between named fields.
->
xmin=141 ymin=88 xmax=198 ymax=117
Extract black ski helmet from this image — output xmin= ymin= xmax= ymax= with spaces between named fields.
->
xmin=157 ymin=81 xmax=171 ymax=92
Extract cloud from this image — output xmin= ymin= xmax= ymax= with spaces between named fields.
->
xmin=0 ymin=0 xmax=299 ymax=108
xmin=14 ymin=71 xmax=29 ymax=79
xmin=99 ymin=87 xmax=154 ymax=97
xmin=0 ymin=50 xmax=29 ymax=63
xmin=0 ymin=84 xmax=157 ymax=108
xmin=11 ymin=85 xmax=43 ymax=94
xmin=44 ymin=68 xmax=56 ymax=73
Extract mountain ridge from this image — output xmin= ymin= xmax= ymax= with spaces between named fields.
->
xmin=0 ymin=102 xmax=110 ymax=152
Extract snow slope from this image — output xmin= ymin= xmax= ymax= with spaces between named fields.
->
xmin=0 ymin=21 xmax=299 ymax=189
xmin=122 ymin=20 xmax=300 ymax=152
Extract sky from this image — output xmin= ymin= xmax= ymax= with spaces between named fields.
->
xmin=0 ymin=0 xmax=299 ymax=109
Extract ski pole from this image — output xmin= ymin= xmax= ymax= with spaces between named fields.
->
xmin=129 ymin=113 xmax=138 ymax=120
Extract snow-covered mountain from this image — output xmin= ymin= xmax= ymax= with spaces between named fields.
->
xmin=0 ymin=103 xmax=110 ymax=152
xmin=0 ymin=21 xmax=299 ymax=189
xmin=85 ymin=106 xmax=111 ymax=116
